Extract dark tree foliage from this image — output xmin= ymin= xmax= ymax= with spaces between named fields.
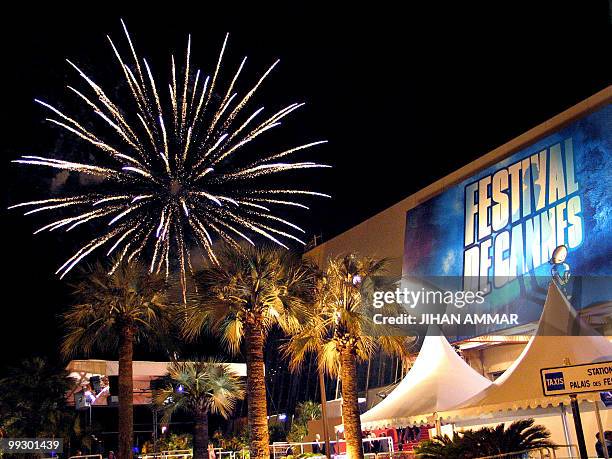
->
xmin=0 ymin=357 xmax=75 ymax=438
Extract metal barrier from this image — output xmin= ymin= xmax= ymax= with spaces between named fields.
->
xmin=139 ymin=450 xmax=191 ymax=459
xmin=137 ymin=437 xmax=400 ymax=459
xmin=552 ymin=443 xmax=580 ymax=459
xmin=272 ymin=441 xmax=581 ymax=459
xmin=364 ymin=455 xmax=415 ymax=459
xmin=214 ymin=449 xmax=235 ymax=459
xmin=214 ymin=450 xmax=248 ymax=459
xmin=270 ymin=436 xmax=395 ymax=458
xmin=390 ymin=453 xmax=416 ymax=459
xmin=475 ymin=450 xmax=544 ymax=459
xmin=140 ymin=455 xmax=191 ymax=459
xmin=140 ymin=448 xmax=251 ymax=459
xmin=474 ymin=444 xmax=579 ymax=459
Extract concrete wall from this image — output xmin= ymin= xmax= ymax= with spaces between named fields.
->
xmin=305 ymin=416 xmax=343 ymax=443
xmin=463 ymin=343 xmax=527 ymax=379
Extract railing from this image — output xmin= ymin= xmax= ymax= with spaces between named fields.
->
xmin=211 ymin=450 xmax=248 ymax=459
xmin=140 ymin=455 xmax=191 ymax=459
xmin=139 ymin=450 xmax=191 ymax=459
xmin=139 ymin=448 xmax=251 ymax=459
xmin=475 ymin=450 xmax=544 ymax=459
xmin=270 ymin=436 xmax=395 ymax=458
xmin=390 ymin=453 xmax=416 ymax=459
xmin=137 ymin=437 xmax=400 ymax=459
xmin=474 ymin=444 xmax=579 ymax=459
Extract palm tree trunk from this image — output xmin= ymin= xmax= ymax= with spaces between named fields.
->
xmin=118 ymin=325 xmax=134 ymax=459
xmin=341 ymin=348 xmax=364 ymax=459
xmin=193 ymin=410 xmax=209 ymax=459
xmin=245 ymin=319 xmax=270 ymax=459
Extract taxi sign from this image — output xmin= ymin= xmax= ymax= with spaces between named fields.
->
xmin=541 ymin=361 xmax=612 ymax=396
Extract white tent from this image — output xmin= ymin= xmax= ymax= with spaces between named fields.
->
xmin=441 ymin=282 xmax=612 ymax=420
xmin=436 ymin=282 xmax=612 ymax=458
xmin=360 ymin=331 xmax=492 ymax=428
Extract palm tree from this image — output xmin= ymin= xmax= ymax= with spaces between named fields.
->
xmin=295 ymin=400 xmax=322 ymax=423
xmin=283 ymin=253 xmax=412 ymax=459
xmin=415 ymin=419 xmax=555 ymax=458
xmin=153 ymin=360 xmax=245 ymax=459
xmin=463 ymin=419 xmax=555 ymax=457
xmin=288 ymin=400 xmax=322 ymax=442
xmin=415 ymin=432 xmax=468 ymax=459
xmin=0 ymin=357 xmax=75 ymax=439
xmin=183 ymin=245 xmax=316 ymax=459
xmin=61 ymin=261 xmax=173 ymax=459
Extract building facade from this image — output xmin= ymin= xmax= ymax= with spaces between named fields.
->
xmin=305 ymin=86 xmax=612 ymax=391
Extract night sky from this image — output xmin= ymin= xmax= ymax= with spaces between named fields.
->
xmin=1 ymin=3 xmax=610 ymax=369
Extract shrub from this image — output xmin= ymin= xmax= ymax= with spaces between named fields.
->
xmin=415 ymin=419 xmax=555 ymax=458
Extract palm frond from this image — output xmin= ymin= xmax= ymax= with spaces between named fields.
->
xmin=284 ymin=252 xmax=415 ymax=377
xmin=153 ymin=358 xmax=245 ymax=424
xmin=185 ymin=244 xmax=317 ymax=355
xmin=61 ymin=260 xmax=174 ymax=359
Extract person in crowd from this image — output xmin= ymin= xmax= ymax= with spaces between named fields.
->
xmin=208 ymin=443 xmax=216 ymax=459
xmin=405 ymin=426 xmax=414 ymax=442
xmin=370 ymin=432 xmax=380 ymax=454
xmin=386 ymin=427 xmax=397 ymax=446
xmin=312 ymin=433 xmax=335 ymax=456
xmin=326 ymin=433 xmax=337 ymax=457
xmin=596 ymin=432 xmax=606 ymax=457
xmin=108 ymin=451 xmax=116 ymax=459
xmin=595 ymin=431 xmax=612 ymax=458
xmin=93 ymin=377 xmax=110 ymax=406
xmin=83 ymin=384 xmax=96 ymax=406
xmin=313 ymin=433 xmax=323 ymax=454
xmin=605 ymin=431 xmax=612 ymax=456
xmin=378 ymin=432 xmax=389 ymax=452
xmin=397 ymin=427 xmax=407 ymax=450
xmin=362 ymin=431 xmax=371 ymax=454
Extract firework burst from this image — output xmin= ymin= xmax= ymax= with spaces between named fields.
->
xmin=10 ymin=21 xmax=329 ymax=300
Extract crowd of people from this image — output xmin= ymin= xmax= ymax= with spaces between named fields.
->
xmin=75 ymin=375 xmax=111 ymax=408
xmin=362 ymin=426 xmax=422 ymax=452
xmin=305 ymin=425 xmax=424 ymax=456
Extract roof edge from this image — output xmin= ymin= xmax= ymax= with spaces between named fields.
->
xmin=307 ymin=86 xmax=612 ymax=255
